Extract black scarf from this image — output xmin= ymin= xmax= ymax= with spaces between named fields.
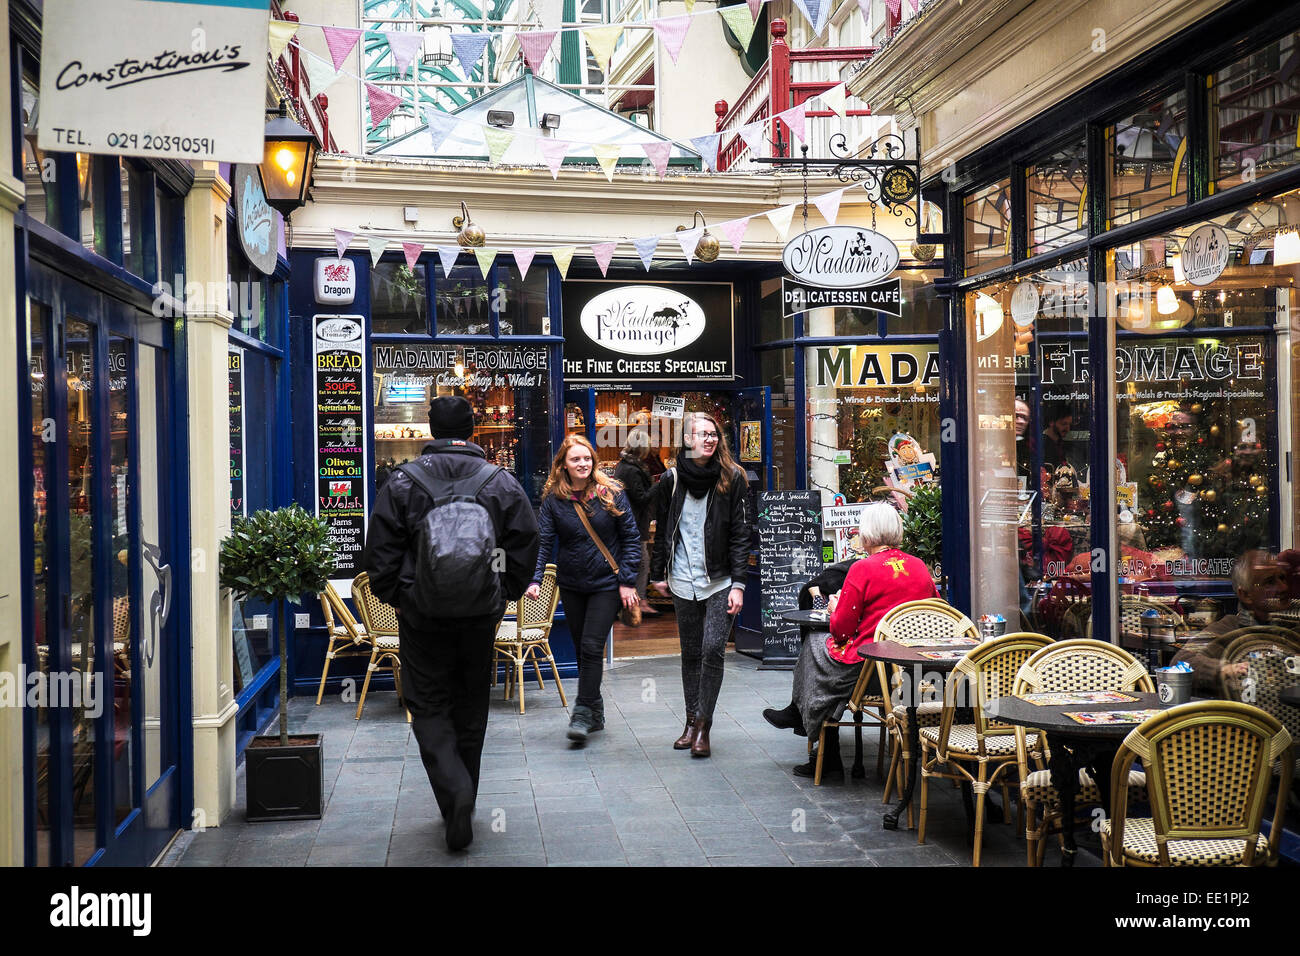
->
xmin=677 ymin=451 xmax=721 ymax=498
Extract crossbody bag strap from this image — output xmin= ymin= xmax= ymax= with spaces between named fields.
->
xmin=572 ymin=501 xmax=620 ymax=575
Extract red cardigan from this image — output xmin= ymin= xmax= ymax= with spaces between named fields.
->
xmin=827 ymin=549 xmax=939 ymax=664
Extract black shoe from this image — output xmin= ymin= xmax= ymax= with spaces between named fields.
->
xmin=793 ymin=755 xmax=844 ymax=781
xmin=590 ymin=700 xmax=605 ymax=734
xmin=763 ymin=704 xmax=806 ymax=736
xmin=567 ymin=705 xmax=596 ymax=743
xmin=445 ymin=793 xmax=474 ymax=851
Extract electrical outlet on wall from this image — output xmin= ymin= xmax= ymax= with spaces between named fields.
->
xmin=295 ymin=614 xmax=311 ymax=628
xmin=251 ymin=614 xmax=269 ymax=631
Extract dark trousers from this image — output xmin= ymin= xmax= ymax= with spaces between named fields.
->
xmin=560 ymin=588 xmax=621 ymax=708
xmin=398 ymin=614 xmax=497 ymax=820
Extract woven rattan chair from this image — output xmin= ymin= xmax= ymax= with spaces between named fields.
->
xmin=917 ymin=632 xmax=1054 ymax=866
xmin=1102 ymin=701 xmax=1294 ymax=866
xmin=350 ymin=572 xmax=409 ymax=722
xmin=1218 ymin=627 xmax=1300 ymax=745
xmin=494 ymin=565 xmax=566 ymax=714
xmin=1014 ymin=639 xmax=1155 ymax=866
xmin=316 ymin=582 xmax=371 ymax=705
xmin=809 ymin=651 xmax=889 ymax=786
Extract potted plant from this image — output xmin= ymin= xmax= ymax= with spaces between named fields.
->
xmin=220 ymin=504 xmax=336 ymax=822
xmin=902 ymin=482 xmax=943 ymax=587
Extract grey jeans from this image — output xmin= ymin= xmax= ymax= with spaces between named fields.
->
xmin=673 ymin=590 xmax=732 ymax=721
xmin=635 ymin=539 xmax=650 ymax=599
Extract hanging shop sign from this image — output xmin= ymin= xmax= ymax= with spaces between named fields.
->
xmin=313 ymin=315 xmax=368 ymax=586
xmin=782 ymin=226 xmax=900 ymax=289
xmin=233 ymin=165 xmax=278 ymax=275
xmin=1180 ymin=224 xmax=1231 ymax=286
xmin=562 ymin=281 xmax=734 ymax=382
xmin=228 ymin=346 xmax=246 ymax=519
xmin=781 ymin=277 xmax=902 ymax=318
xmin=315 ymin=256 xmax=357 ymax=305
xmin=38 ymin=0 xmax=269 ymax=163
xmin=810 ymin=344 xmax=940 ymax=389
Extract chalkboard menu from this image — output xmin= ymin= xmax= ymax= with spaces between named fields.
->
xmin=228 ymin=345 xmax=246 ymax=520
xmin=757 ymin=491 xmax=823 ymax=667
xmin=313 ymin=315 xmax=368 ymax=585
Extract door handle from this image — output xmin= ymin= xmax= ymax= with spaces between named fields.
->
xmin=142 ymin=541 xmax=172 ymax=628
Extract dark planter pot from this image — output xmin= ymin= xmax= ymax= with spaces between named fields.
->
xmin=245 ymin=733 xmax=324 ymax=822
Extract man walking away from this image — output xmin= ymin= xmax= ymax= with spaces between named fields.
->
xmin=364 ymin=396 xmax=539 ymax=851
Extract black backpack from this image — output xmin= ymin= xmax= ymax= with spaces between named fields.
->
xmin=396 ymin=458 xmax=503 ymax=619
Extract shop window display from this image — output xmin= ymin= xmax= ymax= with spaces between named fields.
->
xmin=371 ymin=261 xmax=429 ymax=335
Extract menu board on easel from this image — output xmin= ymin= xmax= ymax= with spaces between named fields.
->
xmin=757 ymin=491 xmax=823 ymax=668
xmin=313 ymin=315 xmax=368 ymax=587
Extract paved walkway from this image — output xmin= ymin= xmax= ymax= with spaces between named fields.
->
xmin=161 ymin=653 xmax=1101 ymax=867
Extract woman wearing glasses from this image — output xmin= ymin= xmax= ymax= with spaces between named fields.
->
xmin=650 ymin=411 xmax=751 ymax=757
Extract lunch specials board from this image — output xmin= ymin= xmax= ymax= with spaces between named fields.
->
xmin=313 ymin=315 xmax=368 ymax=586
xmin=757 ymin=491 xmax=824 ymax=668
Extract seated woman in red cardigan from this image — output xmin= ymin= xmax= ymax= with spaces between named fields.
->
xmin=763 ymin=502 xmax=938 ymax=779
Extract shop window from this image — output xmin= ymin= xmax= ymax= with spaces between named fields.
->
xmin=156 ymin=188 xmax=184 ymax=289
xmin=759 ymin=276 xmax=794 ymax=342
xmin=371 ymin=260 xmax=429 ymax=335
xmin=20 ymin=74 xmax=59 ymax=228
xmin=810 ymin=272 xmax=946 ymax=336
xmin=760 ymin=349 xmax=797 ymax=491
xmin=122 ymin=162 xmax=150 ymax=279
xmin=434 ymin=264 xmax=489 ymax=335
xmin=1026 ymin=134 xmax=1088 ymax=256
xmin=226 ymin=227 xmax=276 ymax=346
xmin=496 ymin=262 xmax=549 ymax=335
xmin=1212 ymin=30 xmax=1300 ymax=192
xmin=1107 ymin=88 xmax=1189 ymax=229
xmin=78 ymin=153 xmax=110 ymax=257
xmin=963 ymin=178 xmax=1013 ymax=276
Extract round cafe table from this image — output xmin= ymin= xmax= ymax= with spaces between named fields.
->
xmin=780 ymin=608 xmax=832 ymax=630
xmin=984 ymin=692 xmax=1163 ymax=866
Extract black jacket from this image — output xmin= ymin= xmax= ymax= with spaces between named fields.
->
xmin=612 ymin=455 xmax=653 ymax=538
xmin=798 ymin=559 xmax=857 ymax=610
xmin=650 ymin=466 xmax=751 ymax=588
xmin=363 ymin=439 xmax=540 ymax=624
xmin=533 ymin=490 xmax=641 ymax=594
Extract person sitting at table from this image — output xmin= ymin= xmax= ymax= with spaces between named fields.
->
xmin=762 ymin=503 xmax=938 ymax=779
xmin=798 ymin=554 xmax=860 ymax=610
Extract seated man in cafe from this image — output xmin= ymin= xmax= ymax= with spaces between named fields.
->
xmin=762 ymin=503 xmax=938 ymax=779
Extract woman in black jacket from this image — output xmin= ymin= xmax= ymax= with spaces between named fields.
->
xmin=612 ymin=429 xmax=659 ymax=620
xmin=529 ymin=434 xmax=641 ymax=744
xmin=650 ymin=411 xmax=751 ymax=758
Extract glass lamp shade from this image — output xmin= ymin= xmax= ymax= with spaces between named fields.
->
xmin=1156 ymin=284 xmax=1179 ymax=315
xmin=1275 ymin=229 xmax=1300 ymax=267
xmin=259 ymin=113 xmax=319 ymax=216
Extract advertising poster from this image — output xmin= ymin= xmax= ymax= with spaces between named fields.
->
xmin=740 ymin=421 xmax=762 ymax=462
xmin=228 ymin=345 xmax=245 ymax=520
xmin=313 ymin=315 xmax=368 ymax=587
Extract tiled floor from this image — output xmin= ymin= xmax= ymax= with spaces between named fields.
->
xmin=161 ymin=653 xmax=1103 ymax=867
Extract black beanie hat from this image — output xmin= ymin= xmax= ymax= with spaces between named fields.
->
xmin=428 ymin=395 xmax=475 ymax=440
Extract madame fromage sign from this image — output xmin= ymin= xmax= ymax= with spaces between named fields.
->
xmin=578 ymin=286 xmax=706 ymax=355
xmin=782 ymin=226 xmax=900 ymax=289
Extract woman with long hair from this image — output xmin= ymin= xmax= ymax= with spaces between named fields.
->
xmin=612 ymin=428 xmax=659 ymax=622
xmin=650 ymin=411 xmax=751 ymax=757
xmin=528 ymin=434 xmax=641 ymax=744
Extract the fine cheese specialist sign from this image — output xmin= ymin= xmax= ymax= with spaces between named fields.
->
xmin=39 ymin=0 xmax=270 ymax=163
xmin=313 ymin=315 xmax=368 ymax=585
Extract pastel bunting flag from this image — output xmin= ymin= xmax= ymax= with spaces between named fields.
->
xmin=423 ymin=108 xmax=459 ymax=151
xmin=321 ymin=26 xmax=362 ymax=70
xmin=653 ymin=16 xmax=691 ymax=65
xmin=474 ymin=247 xmax=497 ymax=279
xmin=593 ymin=144 xmax=621 ymax=181
xmin=821 ymin=83 xmax=847 ymax=121
xmin=367 ymin=235 xmax=388 ymax=266
xmin=333 ymin=229 xmax=354 ymax=259
xmin=675 ymin=226 xmax=704 ymax=265
xmin=402 ymin=241 xmax=424 ymax=271
xmin=384 ymin=30 xmax=425 ymax=79
xmin=719 ymin=5 xmax=758 ymax=50
xmin=909 ymin=0 xmax=920 ymax=11
xmin=765 ymin=203 xmax=796 ymax=240
xmin=719 ymin=217 xmax=749 ymax=254
xmin=365 ymin=84 xmax=404 ymax=128
xmin=302 ymin=50 xmax=343 ymax=95
xmin=551 ymin=246 xmax=575 ymax=280
xmin=268 ymin=20 xmax=299 ymax=60
xmin=436 ymin=245 xmax=461 ymax=277
xmin=591 ymin=241 xmax=616 ymax=277
xmin=538 ymin=139 xmax=571 ymax=179
xmin=739 ymin=121 xmax=766 ymax=158
xmin=884 ymin=0 xmax=902 ymax=17
xmin=451 ymin=33 xmax=491 ymax=76
xmin=683 ymin=0 xmax=695 ymax=13
xmin=746 ymin=0 xmax=763 ymax=20
xmin=857 ymin=0 xmax=872 ymax=22
xmin=793 ymin=0 xmax=827 ymax=35
xmin=512 ymin=249 xmax=535 ymax=279
xmin=518 ymin=30 xmax=557 ymax=74
xmin=689 ymin=132 xmax=721 ymax=172
xmin=583 ymin=25 xmax=623 ymax=73
xmin=779 ymin=102 xmax=807 ymax=144
xmin=642 ymin=141 xmax=672 ymax=180
xmin=485 ymin=127 xmax=515 ymax=165
xmin=633 ymin=236 xmax=659 ymax=271
xmin=814 ymin=187 xmax=844 ymax=225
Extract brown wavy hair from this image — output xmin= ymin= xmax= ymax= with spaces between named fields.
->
xmin=682 ymin=411 xmax=742 ymax=494
xmin=543 ymin=434 xmax=625 ymax=514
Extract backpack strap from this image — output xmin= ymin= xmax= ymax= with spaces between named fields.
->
xmin=398 ymin=458 xmax=501 ymax=507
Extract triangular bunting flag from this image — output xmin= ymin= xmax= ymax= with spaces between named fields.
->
xmin=793 ymin=0 xmax=827 ymax=35
xmin=583 ymin=25 xmax=623 ymax=73
xmin=593 ymin=144 xmax=621 ymax=181
xmin=484 ymin=127 xmax=515 ymax=165
xmin=591 ymin=241 xmax=616 ymax=277
xmin=821 ymin=83 xmax=847 ymax=121
xmin=551 ymin=246 xmax=575 ymax=280
xmin=909 ymin=0 xmax=920 ymax=11
xmin=473 ymin=247 xmax=497 ymax=279
xmin=779 ymin=102 xmax=808 ymax=144
xmin=383 ymin=30 xmax=424 ymax=79
xmin=765 ymin=203 xmax=796 ymax=240
xmin=333 ymin=229 xmax=354 ymax=259
xmin=423 ymin=108 xmax=459 ymax=151
xmin=451 ymin=33 xmax=491 ymax=76
xmin=813 ymin=188 xmax=845 ymax=225
xmin=857 ymin=0 xmax=872 ymax=22
xmin=365 ymin=84 xmax=404 ymax=128
xmin=402 ymin=241 xmax=424 ymax=271
xmin=538 ymin=139 xmax=570 ymax=179
xmin=633 ymin=236 xmax=659 ymax=271
xmin=719 ymin=5 xmax=758 ymax=50
xmin=689 ymin=133 xmax=721 ymax=173
xmin=683 ymin=0 xmax=695 ymax=12
xmin=739 ymin=121 xmax=766 ymax=159
xmin=518 ymin=30 xmax=557 ymax=73
xmin=719 ymin=217 xmax=749 ymax=254
xmin=321 ymin=26 xmax=362 ymax=71
xmin=302 ymin=50 xmax=343 ymax=95
xmin=436 ymin=245 xmax=461 ymax=277
xmin=885 ymin=0 xmax=902 ymax=17
xmin=268 ymin=20 xmax=299 ymax=61
xmin=367 ymin=235 xmax=388 ymax=266
xmin=641 ymin=141 xmax=672 ymax=180
xmin=675 ymin=226 xmax=704 ymax=265
xmin=653 ymin=17 xmax=692 ymax=65
xmin=747 ymin=0 xmax=763 ymax=20
xmin=512 ymin=249 xmax=535 ymax=279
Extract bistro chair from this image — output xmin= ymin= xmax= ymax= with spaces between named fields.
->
xmin=493 ymin=564 xmax=566 ymax=714
xmin=1218 ymin=627 xmax=1300 ymax=745
xmin=809 ymin=650 xmax=889 ymax=786
xmin=315 ymin=582 xmax=371 ymax=706
xmin=1013 ymin=639 xmax=1155 ymax=866
xmin=916 ymin=632 xmax=1054 ymax=866
xmin=1102 ymin=701 xmax=1294 ymax=866
xmin=350 ymin=572 xmax=410 ymax=723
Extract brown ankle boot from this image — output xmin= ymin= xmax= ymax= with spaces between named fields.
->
xmin=673 ymin=713 xmax=697 ymax=750
xmin=690 ymin=717 xmax=712 ymax=758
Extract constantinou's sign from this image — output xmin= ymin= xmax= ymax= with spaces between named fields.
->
xmin=782 ymin=226 xmax=900 ymax=288
xmin=39 ymin=0 xmax=270 ymax=163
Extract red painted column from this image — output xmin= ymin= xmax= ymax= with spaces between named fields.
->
xmin=769 ymin=19 xmax=790 ymax=159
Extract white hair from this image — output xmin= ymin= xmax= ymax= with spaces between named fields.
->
xmin=857 ymin=502 xmax=904 ymax=550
